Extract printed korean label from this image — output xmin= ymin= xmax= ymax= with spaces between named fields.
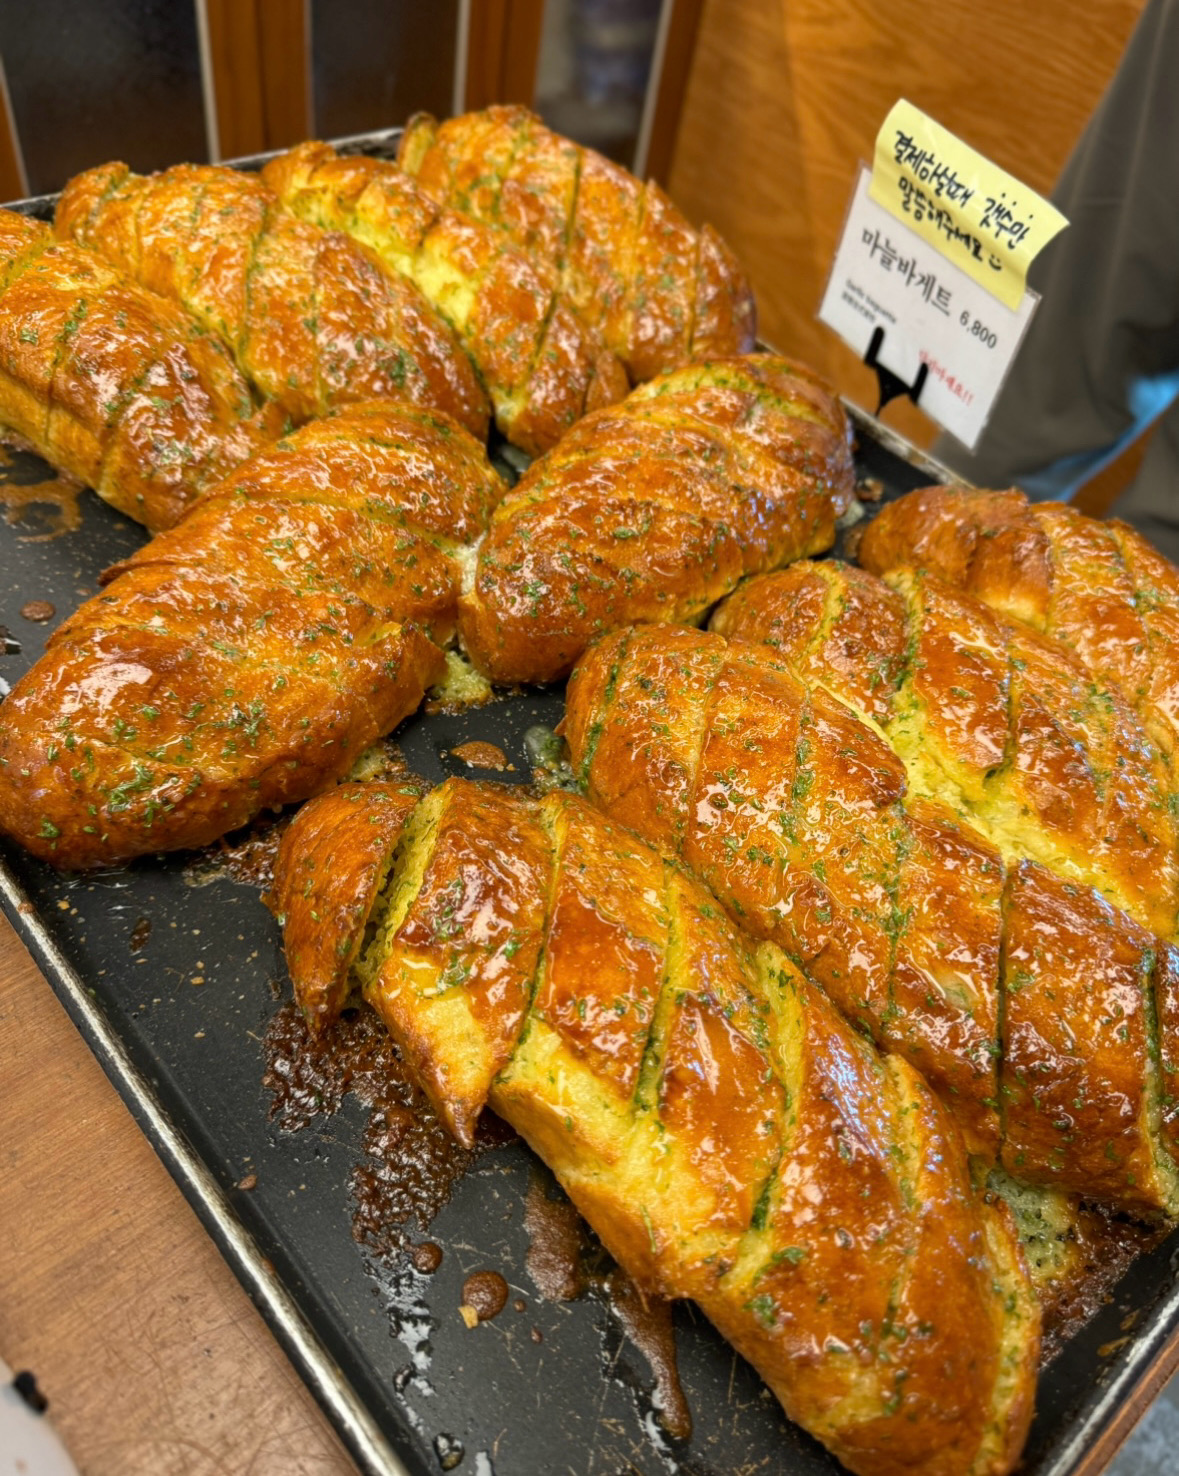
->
xmin=819 ymin=166 xmax=1039 ymax=448
xmin=869 ymin=100 xmax=1068 ymax=310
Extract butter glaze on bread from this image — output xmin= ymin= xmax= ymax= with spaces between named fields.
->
xmin=55 ymin=162 xmax=489 ymax=437
xmin=566 ymin=620 xmax=1179 ymax=1214
xmin=262 ymin=141 xmax=628 ymax=455
xmin=859 ymin=485 xmax=1179 ymax=757
xmin=270 ymin=776 xmax=1039 ymax=1476
xmin=0 ymin=402 xmax=504 ymax=868
xmin=0 ymin=208 xmax=271 ymax=529
xmin=712 ymin=561 xmax=1179 ymax=939
xmin=459 ymin=354 xmax=855 ymax=684
xmin=398 ymin=105 xmax=756 ymax=381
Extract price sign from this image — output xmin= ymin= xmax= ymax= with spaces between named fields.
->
xmin=820 ymin=166 xmax=1041 ymax=448
xmin=819 ymin=103 xmax=1068 ymax=449
xmin=870 ymin=100 xmax=1068 ymax=311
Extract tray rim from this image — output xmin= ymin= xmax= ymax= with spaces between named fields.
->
xmin=0 ymin=862 xmax=411 ymax=1476
xmin=0 ymin=128 xmax=1176 ymax=1476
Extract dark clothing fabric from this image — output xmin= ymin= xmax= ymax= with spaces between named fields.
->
xmin=932 ymin=0 xmax=1179 ymax=561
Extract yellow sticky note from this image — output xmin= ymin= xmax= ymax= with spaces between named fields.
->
xmin=869 ymin=99 xmax=1068 ymax=310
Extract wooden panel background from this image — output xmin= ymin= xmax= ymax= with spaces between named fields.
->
xmin=205 ymin=0 xmax=312 ymax=160
xmin=465 ymin=0 xmax=547 ymax=110
xmin=667 ymin=0 xmax=1147 ymax=467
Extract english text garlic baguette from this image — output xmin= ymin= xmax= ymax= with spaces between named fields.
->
xmin=262 ymin=141 xmax=628 ymax=454
xmin=269 ymin=776 xmax=1039 ymax=1476
xmin=55 ymin=162 xmax=489 ymax=438
xmin=858 ymin=485 xmax=1179 ymax=755
xmin=565 ymin=622 xmax=1179 ymax=1214
xmin=398 ymin=105 xmax=757 ymax=381
xmin=459 ymin=353 xmax=855 ymax=683
xmin=0 ymin=209 xmax=272 ymax=529
xmin=0 ymin=403 xmax=504 ymax=868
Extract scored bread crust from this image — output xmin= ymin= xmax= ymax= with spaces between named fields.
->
xmin=0 ymin=402 xmax=505 ymax=868
xmin=0 ymin=208 xmax=272 ymax=529
xmin=858 ymin=484 xmax=1179 ymax=758
xmin=459 ymin=353 xmax=856 ymax=684
xmin=565 ymin=617 xmax=1179 ymax=1215
xmin=261 ymin=141 xmax=629 ymax=455
xmin=55 ymin=161 xmax=489 ymax=438
xmin=397 ymin=105 xmax=757 ymax=382
xmin=711 ymin=560 xmax=1179 ymax=939
xmin=269 ymin=775 xmax=1040 ymax=1476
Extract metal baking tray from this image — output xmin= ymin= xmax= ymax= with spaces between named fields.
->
xmin=3 ymin=134 xmax=1179 ymax=1476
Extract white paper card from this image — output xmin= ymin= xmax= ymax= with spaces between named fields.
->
xmin=818 ymin=166 xmax=1040 ymax=448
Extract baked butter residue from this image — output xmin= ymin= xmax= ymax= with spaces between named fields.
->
xmin=450 ymin=740 xmax=512 ymax=771
xmin=0 ymin=443 xmax=84 ymax=542
xmin=522 ymin=1171 xmax=692 ymax=1443
xmin=427 ymin=648 xmax=493 ymax=712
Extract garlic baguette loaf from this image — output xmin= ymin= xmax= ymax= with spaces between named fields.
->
xmin=0 ymin=209 xmax=272 ymax=529
xmin=565 ymin=622 xmax=1179 ymax=1213
xmin=858 ymin=485 xmax=1179 ymax=756
xmin=0 ymin=403 xmax=504 ymax=868
xmin=269 ymin=776 xmax=1038 ymax=1476
xmin=398 ymin=105 xmax=757 ymax=382
xmin=459 ymin=354 xmax=855 ymax=684
xmin=714 ymin=563 xmax=1179 ymax=1188
xmin=711 ymin=561 xmax=1179 ymax=939
xmin=55 ymin=162 xmax=489 ymax=438
xmin=262 ymin=142 xmax=628 ymax=455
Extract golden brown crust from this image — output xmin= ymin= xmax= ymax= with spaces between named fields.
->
xmin=0 ymin=618 xmax=441 ymax=869
xmin=1108 ymin=520 xmax=1179 ymax=749
xmin=718 ymin=561 xmax=1179 ymax=941
xmin=266 ymin=782 xmax=422 ymax=1032
xmin=0 ymin=402 xmax=504 ymax=868
xmin=1153 ymin=943 xmax=1179 ymax=1174
xmin=889 ymin=797 xmax=1005 ymax=1159
xmin=566 ymin=624 xmax=1002 ymax=1156
xmin=397 ymin=105 xmax=757 ymax=380
xmin=1000 ymin=862 xmax=1171 ymax=1209
xmin=0 ymin=208 xmax=268 ymax=529
xmin=692 ymin=223 xmax=758 ymax=363
xmin=566 ymin=621 xmax=1179 ymax=1207
xmin=893 ymin=568 xmax=1178 ymax=939
xmin=860 ymin=485 xmax=1179 ymax=757
xmin=56 ymin=162 xmax=489 ymax=438
xmin=459 ymin=354 xmax=853 ymax=684
xmin=277 ymin=775 xmax=1037 ymax=1476
xmin=368 ymin=781 xmax=552 ymax=1147
xmin=710 ymin=560 xmax=906 ymax=726
xmin=261 ymin=141 xmax=628 ymax=455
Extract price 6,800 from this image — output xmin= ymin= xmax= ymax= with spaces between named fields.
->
xmin=959 ymin=310 xmax=998 ymax=349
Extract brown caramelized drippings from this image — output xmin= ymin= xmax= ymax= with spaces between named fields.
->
xmin=263 ymin=999 xmax=371 ymax=1131
xmin=19 ymin=599 xmax=55 ymax=622
xmin=186 ymin=813 xmax=291 ymax=891
xmin=522 ymin=1170 xmax=691 ymax=1442
xmin=450 ymin=740 xmax=512 ymax=771
xmin=604 ymin=1269 xmax=692 ymax=1443
xmin=409 ymin=1242 xmax=444 ymax=1275
xmin=262 ymin=1002 xmax=513 ymax=1251
xmin=523 ymin=1172 xmax=588 ymax=1301
xmin=1039 ymin=1206 xmax=1168 ymax=1363
xmin=354 ymin=1087 xmax=479 ymax=1255
xmin=352 ymin=738 xmax=431 ymax=788
xmin=0 ymin=443 xmax=83 ymax=542
xmin=461 ymin=1270 xmax=510 ymax=1322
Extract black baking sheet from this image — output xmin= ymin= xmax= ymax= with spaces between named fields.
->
xmin=3 ymin=136 xmax=1179 ymax=1476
